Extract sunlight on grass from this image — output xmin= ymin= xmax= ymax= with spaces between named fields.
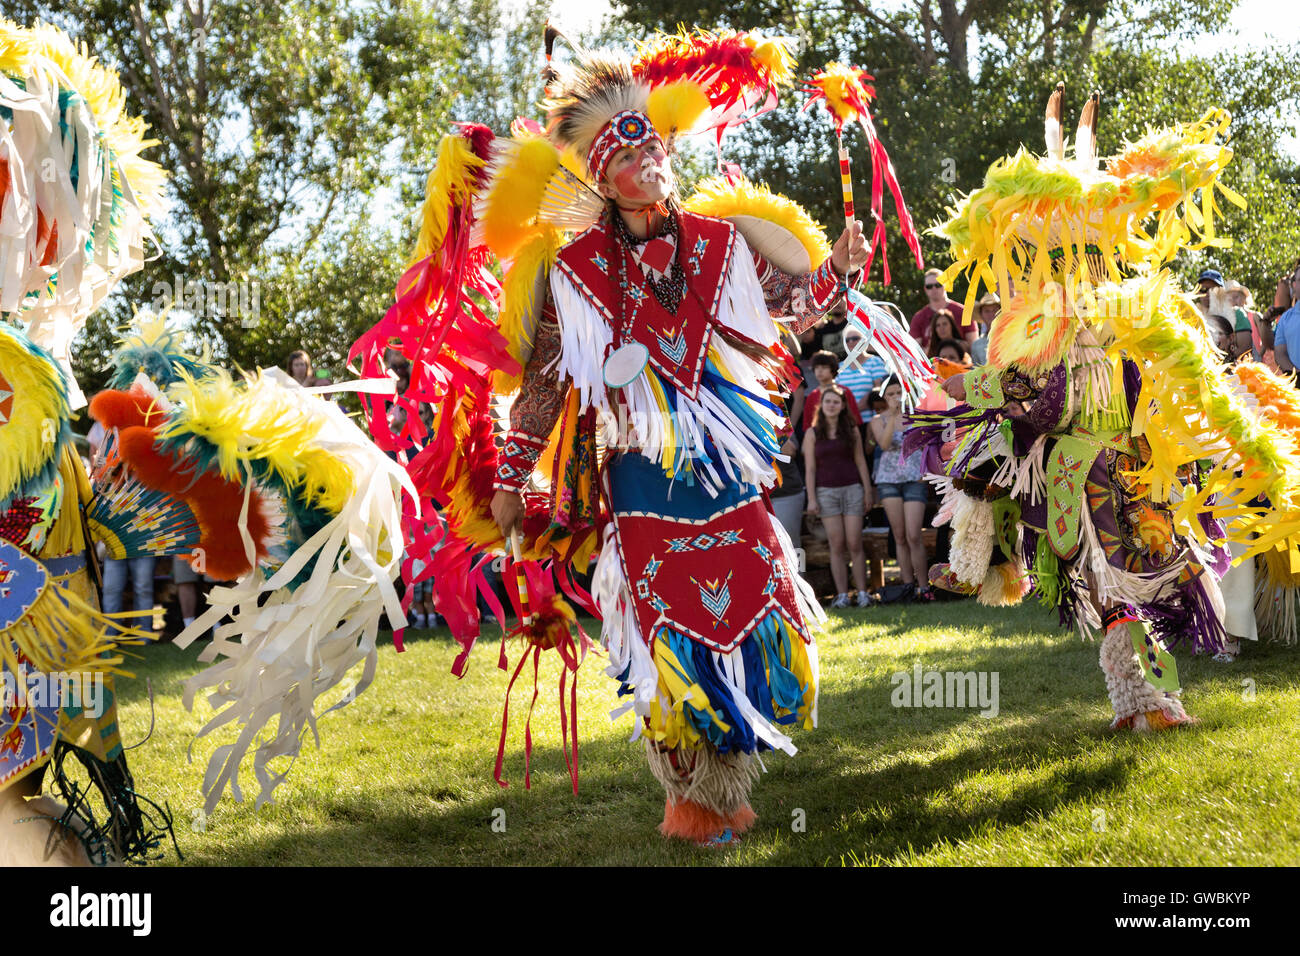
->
xmin=105 ymin=600 xmax=1300 ymax=866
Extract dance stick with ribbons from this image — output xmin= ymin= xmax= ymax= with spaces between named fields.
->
xmin=802 ymin=63 xmax=923 ymax=288
xmin=510 ymin=529 xmax=532 ymax=627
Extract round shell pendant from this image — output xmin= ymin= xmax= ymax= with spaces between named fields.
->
xmin=603 ymin=342 xmax=649 ymax=389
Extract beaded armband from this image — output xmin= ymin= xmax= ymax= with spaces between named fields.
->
xmin=493 ymin=432 xmax=548 ymax=494
xmin=807 ymin=259 xmax=843 ymax=314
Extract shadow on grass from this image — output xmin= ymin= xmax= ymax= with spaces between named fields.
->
xmin=138 ymin=611 xmax=1300 ymax=866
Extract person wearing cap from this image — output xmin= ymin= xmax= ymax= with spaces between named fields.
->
xmin=970 ymin=291 xmax=1000 ymax=366
xmin=1194 ymin=268 xmax=1224 ymax=320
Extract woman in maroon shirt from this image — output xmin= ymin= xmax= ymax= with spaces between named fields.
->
xmin=803 ymin=385 xmax=875 ymax=607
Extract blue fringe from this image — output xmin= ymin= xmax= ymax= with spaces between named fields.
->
xmin=651 ymin=610 xmax=809 ymax=755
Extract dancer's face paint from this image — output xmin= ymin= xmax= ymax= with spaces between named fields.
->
xmin=603 ymin=139 xmax=672 ymax=207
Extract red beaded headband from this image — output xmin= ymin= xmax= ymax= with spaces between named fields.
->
xmin=587 ymin=109 xmax=662 ymax=181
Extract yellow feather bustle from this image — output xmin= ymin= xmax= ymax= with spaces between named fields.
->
xmin=161 ymin=370 xmax=356 ymax=516
xmin=645 ymin=80 xmax=711 ymax=141
xmin=0 ymin=324 xmax=68 ymax=503
xmin=985 ymin=284 xmax=1079 ymax=374
xmin=683 ymin=176 xmax=831 ymax=274
xmin=481 ymin=135 xmax=565 ymax=261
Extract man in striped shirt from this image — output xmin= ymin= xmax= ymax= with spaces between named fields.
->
xmin=836 ymin=327 xmax=889 ymax=420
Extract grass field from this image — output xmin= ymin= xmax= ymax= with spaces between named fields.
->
xmin=111 ymin=600 xmax=1300 ymax=866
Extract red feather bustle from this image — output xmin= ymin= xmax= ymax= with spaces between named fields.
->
xmin=633 ymin=31 xmax=791 ymax=145
xmin=348 ymin=124 xmax=525 ymax=660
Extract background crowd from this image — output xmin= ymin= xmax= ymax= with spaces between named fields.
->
xmin=79 ymin=254 xmax=1300 ymax=633
xmin=787 ymin=259 xmax=1300 ymax=609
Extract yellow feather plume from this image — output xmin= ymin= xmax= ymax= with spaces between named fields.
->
xmin=409 ymin=133 xmax=487 ymax=265
xmin=482 ymin=135 xmax=563 ymax=261
xmin=746 ymin=35 xmax=796 ymax=87
xmin=646 ymin=79 xmax=711 ymax=139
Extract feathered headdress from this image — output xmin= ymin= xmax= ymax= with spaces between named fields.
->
xmin=544 ymin=29 xmax=796 ymax=173
xmin=935 ymin=85 xmax=1245 ymax=314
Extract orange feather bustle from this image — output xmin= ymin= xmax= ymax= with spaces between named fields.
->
xmin=96 ymin=389 xmax=273 ymax=580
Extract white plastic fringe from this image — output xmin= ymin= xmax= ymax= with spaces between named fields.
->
xmin=1254 ymin=574 xmax=1298 ymax=645
xmin=1068 ymin=327 xmax=1113 ymax=428
xmin=594 ymin=523 xmax=660 ymax=738
xmin=841 ymin=289 xmax=934 ymax=410
xmin=1009 ymin=434 xmax=1048 ymax=505
xmin=174 ymin=380 xmax=415 ymax=814
xmin=927 ymin=475 xmax=959 ymax=527
xmin=0 ymin=70 xmax=158 ymax=408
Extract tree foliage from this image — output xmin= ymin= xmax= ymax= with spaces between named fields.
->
xmin=609 ymin=0 xmax=1300 ymax=307
xmin=7 ymin=0 xmax=1296 ymax=400
xmin=7 ymin=0 xmax=550 ymax=394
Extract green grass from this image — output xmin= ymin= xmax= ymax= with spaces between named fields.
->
xmin=108 ymin=600 xmax=1300 ymax=866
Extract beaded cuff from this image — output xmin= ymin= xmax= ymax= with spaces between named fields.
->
xmin=493 ymin=431 xmax=548 ymax=494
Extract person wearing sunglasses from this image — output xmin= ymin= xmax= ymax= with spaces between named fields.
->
xmin=909 ymin=268 xmax=975 ymax=349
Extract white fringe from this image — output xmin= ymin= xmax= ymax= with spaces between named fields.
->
xmin=174 ymin=385 xmax=415 ymax=815
xmin=550 ymin=235 xmax=788 ymax=495
xmin=0 ymin=69 xmax=156 ymax=408
xmin=594 ymin=523 xmax=662 ymax=740
xmin=949 ymin=495 xmax=995 ymax=587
